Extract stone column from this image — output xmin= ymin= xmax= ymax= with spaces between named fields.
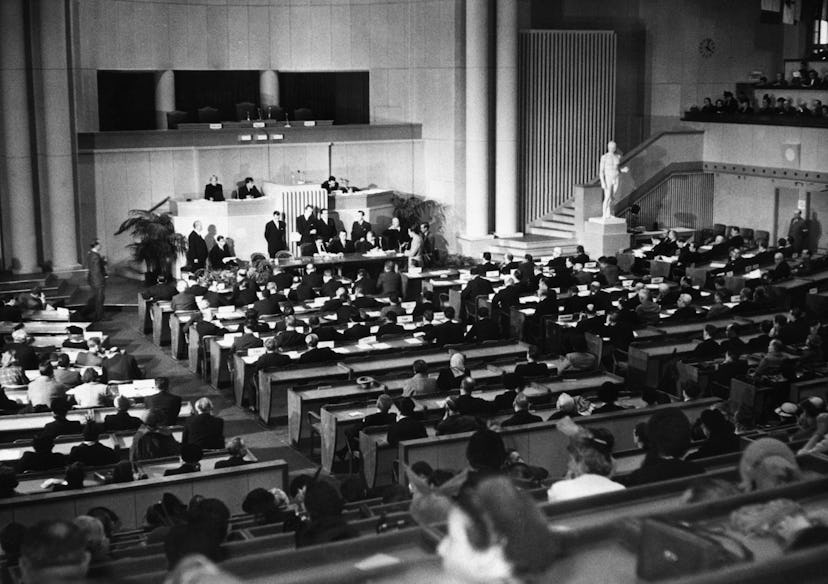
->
xmin=0 ymin=0 xmax=39 ymax=273
xmin=495 ymin=0 xmax=519 ymax=235
xmin=155 ymin=70 xmax=175 ymax=130
xmin=465 ymin=0 xmax=491 ymax=238
xmin=31 ymin=0 xmax=79 ymax=270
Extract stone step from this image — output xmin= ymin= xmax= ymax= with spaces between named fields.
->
xmin=534 ymin=218 xmax=576 ymax=231
xmin=526 ymin=225 xmax=576 ymax=239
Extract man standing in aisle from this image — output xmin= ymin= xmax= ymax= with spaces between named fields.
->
xmin=187 ymin=220 xmax=208 ymax=272
xmin=87 ymin=240 xmax=107 ymax=322
xmin=265 ymin=211 xmax=287 ymax=258
xmin=788 ymin=209 xmax=809 ymax=254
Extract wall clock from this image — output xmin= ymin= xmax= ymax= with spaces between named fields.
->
xmin=698 ymin=38 xmax=716 ymax=58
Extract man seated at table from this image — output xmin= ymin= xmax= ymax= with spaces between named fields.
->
xmin=62 ymin=325 xmax=89 ymax=350
xmin=460 ymin=266 xmax=495 ymax=318
xmin=103 ymin=396 xmax=143 ymax=432
xmin=501 ymin=393 xmax=543 ymax=427
xmin=0 ymin=349 xmax=28 ymax=388
xmin=275 ymin=316 xmax=307 ymax=350
xmin=208 ymin=236 xmax=238 ymax=270
xmin=387 ymin=397 xmax=428 ymax=446
xmin=66 ymin=368 xmax=109 ymax=409
xmin=514 ymin=345 xmax=549 ymax=378
xmin=298 ymin=334 xmax=338 ymax=363
xmin=669 ymin=293 xmax=698 ymax=321
xmin=255 ymin=336 xmax=291 ymax=371
xmin=354 ymin=230 xmax=379 ymax=253
xmin=164 ymin=444 xmax=203 ymax=476
xmin=171 ymin=280 xmax=197 ymax=312
xmin=768 ymin=252 xmax=792 ymax=282
xmin=39 ymin=397 xmax=83 ymax=440
xmin=6 ymin=328 xmax=38 ymax=371
xmin=68 ymin=422 xmax=119 ymax=468
xmin=183 ymin=397 xmax=225 ymax=450
xmin=425 ymin=306 xmax=465 ymax=346
xmin=237 ymin=177 xmax=262 ymax=199
xmin=753 ymin=339 xmax=788 ymax=377
xmin=328 ymin=230 xmax=354 ymax=254
xmin=27 ymin=363 xmax=67 ymax=410
xmin=436 ymin=397 xmax=482 ymax=436
xmin=141 ymin=274 xmax=177 ymax=302
xmin=558 ymin=336 xmax=597 ymax=373
xmin=321 ymin=176 xmax=340 ymax=193
xmin=102 ymin=346 xmax=142 ymax=383
xmin=694 ymin=324 xmax=722 ymax=359
xmin=232 ymin=321 xmax=265 ymax=354
xmin=130 ymin=409 xmax=181 ymax=462
xmin=52 ymin=354 xmax=81 ymax=389
xmin=144 ymin=377 xmax=181 ymax=426
xmin=454 ymin=377 xmax=494 ymax=416
xmin=15 ymin=434 xmax=66 ymax=473
xmin=376 ymin=312 xmax=405 ymax=339
xmin=464 ymin=307 xmax=500 ymax=343
xmin=403 ymin=359 xmax=439 ymax=397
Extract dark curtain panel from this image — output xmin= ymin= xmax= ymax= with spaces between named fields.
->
xmin=174 ymin=71 xmax=260 ymax=121
xmin=97 ymin=71 xmax=156 ymax=131
xmin=279 ymin=72 xmax=369 ymax=124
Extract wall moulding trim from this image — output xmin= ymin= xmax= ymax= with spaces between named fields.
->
xmin=702 ymin=162 xmax=828 ymax=186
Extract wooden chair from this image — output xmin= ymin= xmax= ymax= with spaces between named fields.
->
xmin=293 ymin=107 xmax=313 ymax=121
xmin=197 ymin=106 xmax=220 ymax=123
xmin=235 ymin=101 xmax=256 ymax=121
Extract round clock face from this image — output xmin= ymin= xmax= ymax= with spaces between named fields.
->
xmin=698 ymin=38 xmax=716 ymax=58
xmin=784 ymin=147 xmax=797 ymax=162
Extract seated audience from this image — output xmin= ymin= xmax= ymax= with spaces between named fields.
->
xmin=144 ymin=376 xmax=182 ymax=426
xmin=513 ymin=345 xmax=549 ymax=378
xmin=547 ymin=392 xmax=581 ymax=421
xmin=501 ymin=393 xmax=542 ymax=427
xmin=66 ymin=367 xmax=110 ymax=408
xmin=130 ymin=409 xmax=181 ymax=462
xmin=547 ymin=419 xmax=624 ymax=501
xmin=16 ymin=434 xmax=65 ymax=473
xmin=40 ymin=397 xmax=83 ymax=440
xmin=298 ymin=333 xmax=338 ymax=363
xmin=103 ymin=396 xmax=143 ymax=432
xmin=164 ymin=444 xmax=204 ymax=476
xmin=101 ymin=346 xmax=143 ymax=382
xmin=622 ymin=407 xmax=705 ymax=487
xmin=183 ymin=397 xmax=225 ymax=450
xmin=18 ymin=520 xmax=91 ymax=584
xmin=687 ymin=409 xmax=739 ymax=460
xmin=464 ymin=307 xmax=500 ymax=342
xmin=437 ymin=353 xmax=470 ymax=391
xmin=27 ymin=362 xmax=67 ymax=409
xmin=436 ymin=397 xmax=482 ymax=436
xmin=68 ymin=422 xmax=119 ymax=467
xmin=387 ymin=397 xmax=428 ymax=446
xmin=215 ymin=437 xmax=251 ymax=469
xmin=294 ymin=480 xmax=358 ymax=548
xmin=403 ymin=359 xmax=439 ymax=396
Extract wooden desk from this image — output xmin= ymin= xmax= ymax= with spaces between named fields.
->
xmin=286 ymin=364 xmax=500 ymax=445
xmin=20 ymin=309 xmax=77 ymax=322
xmin=0 ymin=321 xmax=91 ymax=335
xmin=169 ymin=311 xmax=200 ymax=360
xmin=256 ymin=363 xmax=351 ymax=424
xmin=136 ymin=293 xmax=152 ymax=334
xmin=0 ymin=460 xmax=288 ymax=531
xmin=150 ymin=302 xmax=173 ymax=346
xmin=400 ymin=268 xmax=459 ymax=300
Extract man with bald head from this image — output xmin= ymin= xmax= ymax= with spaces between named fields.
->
xmin=183 ymin=397 xmax=225 ymax=450
xmin=768 ymin=252 xmax=791 ymax=282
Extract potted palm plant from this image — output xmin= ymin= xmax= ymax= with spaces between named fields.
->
xmin=114 ymin=209 xmax=187 ymax=284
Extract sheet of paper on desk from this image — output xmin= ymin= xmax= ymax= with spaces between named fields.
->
xmin=348 ymin=411 xmax=362 ymax=417
xmin=223 ymin=332 xmax=243 ymax=341
xmin=519 ymin=296 xmax=539 ymax=304
xmin=365 ymin=311 xmax=381 ymax=318
xmin=404 ymin=338 xmax=422 ymax=344
xmin=242 ymin=356 xmax=256 ymax=364
xmin=323 ymin=314 xmax=337 ymax=321
xmin=285 ymin=351 xmax=302 ymax=360
xmin=372 ymin=343 xmax=391 ymax=349
xmin=334 ymin=347 xmax=350 ymax=353
xmin=133 ymin=379 xmax=156 ymax=389
xmin=746 ymin=269 xmax=762 ymax=279
xmin=520 ymin=308 xmax=535 ymax=315
xmin=710 ymin=262 xmax=726 ymax=268
xmin=248 ymin=347 xmax=266 ymax=358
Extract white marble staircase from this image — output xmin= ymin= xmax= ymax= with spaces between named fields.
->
xmin=486 ymin=200 xmax=579 ymax=260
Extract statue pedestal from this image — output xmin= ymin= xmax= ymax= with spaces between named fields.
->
xmin=582 ymin=216 xmax=630 ymax=258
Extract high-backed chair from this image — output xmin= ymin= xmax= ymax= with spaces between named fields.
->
xmin=165 ymin=110 xmax=189 ymax=129
xmin=264 ymin=105 xmax=284 ymax=120
xmin=293 ymin=107 xmax=313 ymax=121
xmin=741 ymin=227 xmax=754 ymax=245
xmin=754 ymin=229 xmax=770 ymax=246
xmin=197 ymin=106 xmax=221 ymax=123
xmin=712 ymin=223 xmax=726 ymax=238
xmin=235 ymin=102 xmax=256 ymax=121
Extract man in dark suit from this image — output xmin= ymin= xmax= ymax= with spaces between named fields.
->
xmin=317 ymin=209 xmax=337 ymax=241
xmin=350 ymin=210 xmax=371 ymax=243
xmin=768 ymin=252 xmax=791 ymax=282
xmin=187 ymin=221 xmax=209 ymax=272
xmin=141 ymin=274 xmax=177 ymax=301
xmin=39 ymin=398 xmax=83 ymax=440
xmin=693 ymin=324 xmax=722 ymax=359
xmin=265 ymin=211 xmax=287 ymax=258
xmin=361 ymin=394 xmax=397 ymax=428
xmin=514 ymin=346 xmax=549 ymax=378
xmin=256 ymin=337 xmax=291 ymax=370
xmin=425 ymin=306 xmax=465 ymax=346
xmin=182 ymin=398 xmax=225 ymax=450
xmin=387 ymin=397 xmax=428 ymax=446
xmin=164 ymin=444 xmax=203 ymax=476
xmin=237 ymin=177 xmax=262 ymax=199
xmin=101 ymin=346 xmax=142 ymax=382
xmin=375 ymin=261 xmax=402 ymax=297
xmin=376 ymin=312 xmax=405 ymax=339
xmin=328 ymin=231 xmax=355 ymax=254
xmin=500 ymin=252 xmax=520 ymax=275
xmin=320 ymin=270 xmax=341 ymax=298
xmin=298 ymin=334 xmax=339 ymax=363
xmin=275 ymin=317 xmax=307 ymax=350
xmin=68 ymin=422 xmax=119 ymax=467
xmin=270 ymin=267 xmax=295 ymax=291
xmin=144 ymin=377 xmax=182 ymax=426
xmin=103 ymin=396 xmax=143 ymax=432
xmin=170 ymin=280 xmax=197 ymax=312
xmin=87 ymin=240 xmax=107 ymax=321
xmin=501 ymin=393 xmax=542 ymax=427
xmin=231 ymin=322 xmax=264 ymax=353
xmin=491 ymin=276 xmax=522 ymax=312
xmin=460 ymin=267 xmax=495 ymax=318
xmin=464 ymin=307 xmax=500 ymax=342
xmin=208 ymin=236 xmax=236 ymax=269
xmin=296 ymin=205 xmax=318 ymax=246
xmin=517 ymin=254 xmax=537 ymax=290
xmin=252 ymin=288 xmax=282 ymax=316
xmin=454 ymin=377 xmax=493 ymax=416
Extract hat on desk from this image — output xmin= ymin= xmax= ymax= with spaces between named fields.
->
xmin=774 ymin=402 xmax=799 ymax=419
